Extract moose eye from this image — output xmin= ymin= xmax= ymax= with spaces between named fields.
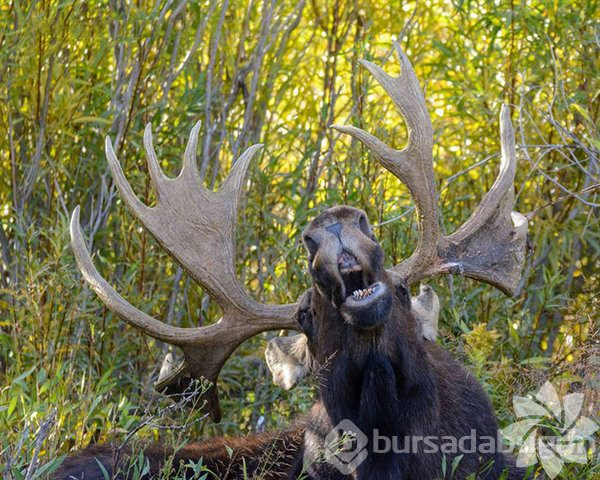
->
xmin=299 ymin=310 xmax=310 ymax=327
xmin=303 ymin=235 xmax=318 ymax=256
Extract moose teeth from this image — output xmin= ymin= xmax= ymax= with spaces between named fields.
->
xmin=352 ymin=287 xmax=374 ymax=300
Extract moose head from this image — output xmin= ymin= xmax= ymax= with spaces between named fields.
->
xmin=265 ymin=225 xmax=442 ymax=393
xmin=70 ymin=43 xmax=529 ymax=478
xmin=264 ymin=204 xmax=443 ymax=390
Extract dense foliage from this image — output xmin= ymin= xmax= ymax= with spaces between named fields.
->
xmin=1 ymin=0 xmax=598 ymax=478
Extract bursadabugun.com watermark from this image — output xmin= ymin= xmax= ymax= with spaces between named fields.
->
xmin=371 ymin=428 xmax=515 ymax=454
xmin=325 ymin=423 xmax=519 ymax=474
xmin=324 ymin=382 xmax=597 ymax=478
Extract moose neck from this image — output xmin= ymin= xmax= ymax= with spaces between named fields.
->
xmin=316 ymin=296 xmax=438 ymax=438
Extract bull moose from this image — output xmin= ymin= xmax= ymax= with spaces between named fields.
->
xmin=57 ymin=44 xmax=531 ymax=479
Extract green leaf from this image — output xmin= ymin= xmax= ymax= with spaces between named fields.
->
xmin=451 ymin=454 xmax=464 ymax=477
xmin=570 ymin=103 xmax=594 ymax=126
xmin=225 ymin=445 xmax=234 ymax=458
xmin=71 ymin=116 xmax=112 ymax=125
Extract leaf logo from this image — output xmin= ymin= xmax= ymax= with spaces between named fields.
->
xmin=325 ymin=419 xmax=369 ymax=475
xmin=502 ymin=381 xmax=598 ymax=478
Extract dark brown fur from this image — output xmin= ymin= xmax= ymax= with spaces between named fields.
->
xmin=292 ymin=289 xmax=526 ymax=479
xmin=56 ymin=428 xmax=304 ymax=480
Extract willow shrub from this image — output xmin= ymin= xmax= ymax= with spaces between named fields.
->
xmin=0 ymin=1 xmax=597 ymax=478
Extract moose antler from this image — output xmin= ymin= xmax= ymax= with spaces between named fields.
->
xmin=70 ymin=123 xmax=296 ymax=420
xmin=332 ymin=42 xmax=528 ymax=296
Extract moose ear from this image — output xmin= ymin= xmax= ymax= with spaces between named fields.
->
xmin=411 ymin=284 xmax=441 ymax=342
xmin=265 ymin=334 xmax=314 ymax=390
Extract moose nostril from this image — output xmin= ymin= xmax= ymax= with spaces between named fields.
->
xmin=338 ymin=251 xmax=356 ymax=265
xmin=338 ymin=251 xmax=361 ymax=273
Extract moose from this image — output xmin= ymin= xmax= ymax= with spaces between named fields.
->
xmin=58 ymin=44 xmax=530 ymax=479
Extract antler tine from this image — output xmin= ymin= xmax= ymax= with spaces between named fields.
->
xmin=451 ymin=105 xmax=516 ymax=238
xmin=332 ymin=42 xmax=440 ymax=282
xmin=441 ymin=105 xmax=529 ymax=295
xmin=71 ymin=123 xmax=298 ymax=420
xmin=143 ymin=124 xmax=170 ymax=197
xmin=220 ymin=144 xmax=263 ymax=198
xmin=333 ymin=44 xmax=528 ymax=296
xmin=360 ymin=42 xmax=433 ymax=150
xmin=105 ymin=136 xmax=151 ymax=222
xmin=181 ymin=120 xmax=201 ymax=179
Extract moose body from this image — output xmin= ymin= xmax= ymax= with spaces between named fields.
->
xmin=59 ymin=44 xmax=530 ymax=479
xmin=292 ymin=298 xmax=521 ymax=479
xmin=283 ymin=207 xmax=523 ymax=480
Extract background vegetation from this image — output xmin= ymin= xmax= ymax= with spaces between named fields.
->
xmin=0 ymin=0 xmax=598 ymax=478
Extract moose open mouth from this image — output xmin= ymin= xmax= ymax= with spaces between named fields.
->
xmin=338 ymin=251 xmax=380 ymax=301
xmin=338 ymin=251 xmax=392 ymax=328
